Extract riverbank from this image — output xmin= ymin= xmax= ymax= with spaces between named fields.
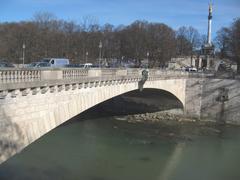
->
xmin=112 ymin=110 xmax=238 ymax=141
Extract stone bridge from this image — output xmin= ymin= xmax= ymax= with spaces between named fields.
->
xmin=0 ymin=68 xmax=240 ymax=164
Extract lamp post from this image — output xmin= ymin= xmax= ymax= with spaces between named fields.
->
xmin=22 ymin=43 xmax=26 ymax=66
xmin=85 ymin=51 xmax=88 ymax=64
xmin=147 ymin=51 xmax=149 ymax=68
xmin=98 ymin=41 xmax=102 ymax=67
xmin=121 ymin=56 xmax=124 ymax=67
xmin=74 ymin=51 xmax=78 ymax=64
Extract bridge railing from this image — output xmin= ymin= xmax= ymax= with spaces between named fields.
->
xmin=0 ymin=67 xmax=235 ymax=95
xmin=101 ymin=69 xmax=118 ymax=76
xmin=0 ymin=67 xmax=220 ymax=84
xmin=63 ymin=68 xmax=88 ymax=79
xmin=148 ymin=69 xmax=215 ymax=79
xmin=62 ymin=68 xmax=141 ymax=78
xmin=0 ymin=68 xmax=141 ymax=83
xmin=0 ymin=68 xmax=41 ymax=83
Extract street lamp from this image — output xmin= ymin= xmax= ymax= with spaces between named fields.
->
xmin=147 ymin=52 xmax=149 ymax=68
xmin=85 ymin=51 xmax=88 ymax=64
xmin=121 ymin=56 xmax=124 ymax=67
xmin=74 ymin=51 xmax=78 ymax=63
xmin=22 ymin=43 xmax=26 ymax=66
xmin=98 ymin=41 xmax=102 ymax=67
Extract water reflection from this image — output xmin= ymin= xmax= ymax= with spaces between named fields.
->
xmin=159 ymin=143 xmax=185 ymax=180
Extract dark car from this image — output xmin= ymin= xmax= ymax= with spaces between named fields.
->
xmin=28 ymin=62 xmax=51 ymax=68
xmin=0 ymin=61 xmax=15 ymax=68
xmin=65 ymin=64 xmax=85 ymax=68
xmin=184 ymin=66 xmax=197 ymax=72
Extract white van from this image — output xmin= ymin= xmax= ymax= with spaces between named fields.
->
xmin=83 ymin=63 xmax=93 ymax=68
xmin=40 ymin=58 xmax=69 ymax=67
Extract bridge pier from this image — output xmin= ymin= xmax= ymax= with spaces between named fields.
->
xmin=184 ymin=79 xmax=204 ymax=119
xmin=184 ymin=78 xmax=240 ymax=125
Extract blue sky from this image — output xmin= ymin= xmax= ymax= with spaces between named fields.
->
xmin=1 ymin=0 xmax=240 ymax=37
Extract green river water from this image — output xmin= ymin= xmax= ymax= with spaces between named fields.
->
xmin=0 ymin=116 xmax=240 ymax=180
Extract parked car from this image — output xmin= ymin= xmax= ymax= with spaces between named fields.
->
xmin=91 ymin=64 xmax=101 ymax=68
xmin=64 ymin=63 xmax=98 ymax=68
xmin=65 ymin=64 xmax=85 ymax=68
xmin=40 ymin=58 xmax=69 ymax=67
xmin=28 ymin=62 xmax=51 ymax=68
xmin=83 ymin=63 xmax=93 ymax=68
xmin=0 ymin=61 xmax=15 ymax=68
xmin=184 ymin=66 xmax=197 ymax=72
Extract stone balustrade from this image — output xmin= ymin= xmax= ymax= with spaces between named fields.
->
xmin=63 ymin=68 xmax=88 ymax=79
xmin=0 ymin=68 xmax=217 ymax=98
xmin=0 ymin=69 xmax=41 ymax=83
xmin=0 ymin=68 xmax=216 ymax=84
xmin=149 ymin=69 xmax=215 ymax=78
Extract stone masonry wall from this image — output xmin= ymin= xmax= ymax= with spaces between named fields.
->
xmin=200 ymin=79 xmax=240 ymax=125
xmin=184 ymin=78 xmax=240 ymax=125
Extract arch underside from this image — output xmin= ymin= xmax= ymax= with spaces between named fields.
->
xmin=80 ymin=88 xmax=184 ymax=119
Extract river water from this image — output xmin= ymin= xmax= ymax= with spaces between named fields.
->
xmin=0 ymin=116 xmax=240 ymax=180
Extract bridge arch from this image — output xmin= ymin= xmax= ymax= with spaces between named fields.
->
xmin=0 ymin=78 xmax=186 ymax=163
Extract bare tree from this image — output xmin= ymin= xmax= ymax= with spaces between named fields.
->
xmin=147 ymin=23 xmax=176 ymax=67
xmin=216 ymin=18 xmax=240 ymax=73
xmin=215 ymin=27 xmax=231 ymax=58
xmin=0 ymin=12 xmax=209 ymax=68
xmin=231 ymin=18 xmax=240 ymax=72
xmin=176 ymin=26 xmax=200 ymax=56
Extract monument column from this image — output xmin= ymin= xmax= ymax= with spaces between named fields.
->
xmin=207 ymin=3 xmax=213 ymax=45
xmin=199 ymin=57 xmax=202 ymax=68
xmin=201 ymin=2 xmax=214 ymax=70
xmin=207 ymin=2 xmax=213 ymax=69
